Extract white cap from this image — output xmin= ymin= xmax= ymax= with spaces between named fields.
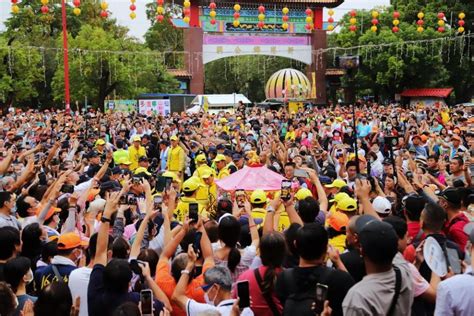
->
xmin=372 ymin=196 xmax=392 ymax=215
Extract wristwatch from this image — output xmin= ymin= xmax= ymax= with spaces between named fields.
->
xmin=100 ymin=216 xmax=111 ymax=223
xmin=266 ymin=206 xmax=275 ymax=213
xmin=181 ymin=269 xmax=191 ymax=275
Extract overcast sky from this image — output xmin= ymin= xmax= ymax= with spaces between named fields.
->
xmin=1 ymin=0 xmax=390 ymax=40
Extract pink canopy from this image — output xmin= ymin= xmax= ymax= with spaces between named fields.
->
xmin=216 ymin=166 xmax=285 ymax=191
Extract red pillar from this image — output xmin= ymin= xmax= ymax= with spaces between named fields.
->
xmin=190 ymin=4 xmax=200 ymax=28
xmin=313 ymin=7 xmax=323 ymax=30
xmin=184 ymin=28 xmax=204 ymax=94
xmin=61 ymin=0 xmax=70 ymax=113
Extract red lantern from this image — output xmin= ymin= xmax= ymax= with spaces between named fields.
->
xmin=458 ymin=20 xmax=465 ymax=26
xmin=349 ymin=25 xmax=357 ymax=32
xmin=41 ymin=5 xmax=49 ymax=14
xmin=210 ymin=19 xmax=216 ymax=25
xmin=258 ymin=6 xmax=265 ymax=13
xmin=11 ymin=0 xmax=18 ymax=3
xmin=438 ymin=27 xmax=445 ymax=33
xmin=350 ymin=10 xmax=356 ymax=17
xmin=209 ymin=2 xmax=216 ymax=10
xmin=282 ymin=15 xmax=289 ymax=22
xmin=233 ymin=12 xmax=240 ymax=19
xmin=371 ymin=19 xmax=378 ymax=25
xmin=130 ymin=4 xmax=136 ymax=11
xmin=328 ymin=17 xmax=334 ymax=23
xmin=258 ymin=21 xmax=264 ymax=28
xmin=437 ymin=12 xmax=445 ymax=19
xmin=73 ymin=0 xmax=81 ymax=6
xmin=156 ymin=14 xmax=164 ymax=22
xmin=305 ymin=24 xmax=312 ymax=30
xmin=100 ymin=10 xmax=108 ymax=18
xmin=392 ymin=26 xmax=399 ymax=33
xmin=305 ymin=8 xmax=312 ymax=16
xmin=183 ymin=8 xmax=190 ymax=15
xmin=393 ymin=11 xmax=400 ymax=19
xmin=157 ymin=0 xmax=164 ymax=5
xmin=417 ymin=20 xmax=424 ymax=26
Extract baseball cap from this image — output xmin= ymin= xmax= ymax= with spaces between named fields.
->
xmin=182 ymin=177 xmax=202 ymax=192
xmin=401 ymin=194 xmax=426 ymax=213
xmin=337 ymin=196 xmax=357 ymax=212
xmin=372 ymin=196 xmax=392 ymax=215
xmin=382 ymin=158 xmax=393 ymax=165
xmin=200 ymin=169 xmax=214 ymax=179
xmin=437 ymin=187 xmax=462 ymax=206
xmin=318 ymin=176 xmax=332 ymax=185
xmin=118 ymin=157 xmax=132 ymax=165
xmin=138 ymin=156 xmax=149 ymax=162
xmin=329 ymin=192 xmax=350 ymax=203
xmin=57 ymin=232 xmax=88 ymax=250
xmin=132 ymin=135 xmax=141 ymax=142
xmin=214 ymin=154 xmax=226 ymax=162
xmin=111 ymin=167 xmax=122 ymax=175
xmin=134 ymin=167 xmax=151 ymax=176
xmin=463 ymin=222 xmax=474 ymax=243
xmin=100 ymin=181 xmax=121 ymax=191
xmin=232 ymin=153 xmax=243 ymax=161
xmin=250 ymin=189 xmax=267 ymax=204
xmin=327 ymin=212 xmax=349 ymax=232
xmin=216 ymin=144 xmax=226 ymax=150
xmin=88 ymin=151 xmax=99 ymax=158
xmin=195 ymin=154 xmax=207 ymax=163
xmin=170 ymin=135 xmax=178 ymax=141
xmin=162 ymin=171 xmax=180 ymax=183
xmin=358 ymin=220 xmax=398 ymax=261
xmin=412 ymin=134 xmax=421 ymax=140
xmin=95 ymin=139 xmax=106 ymax=146
xmin=219 ymin=117 xmax=228 ymax=123
xmin=223 ymin=149 xmax=233 ymax=157
xmin=37 ymin=206 xmax=61 ymax=221
xmin=355 ymin=214 xmax=377 ymax=234
xmin=295 ymin=188 xmax=313 ymax=201
xmin=325 ymin=179 xmax=347 ymax=189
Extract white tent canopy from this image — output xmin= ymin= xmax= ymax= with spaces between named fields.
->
xmin=188 ymin=94 xmax=251 ymax=114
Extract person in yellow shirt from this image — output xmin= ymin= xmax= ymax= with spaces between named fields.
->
xmin=195 ymin=169 xmax=218 ymax=217
xmin=117 ymin=157 xmax=133 ymax=171
xmin=128 ymin=136 xmax=147 ymax=171
xmin=327 ymin=211 xmax=349 ymax=253
xmin=215 ymin=117 xmax=230 ymax=134
xmin=250 ymin=189 xmax=268 ymax=228
xmin=285 ymin=125 xmax=296 ymax=141
xmin=192 ymin=154 xmax=209 ymax=178
xmin=324 ymin=179 xmax=347 ymax=196
xmin=174 ymin=177 xmax=205 ymax=223
xmin=167 ymin=135 xmax=185 ymax=177
xmin=328 ymin=192 xmax=350 ymax=215
xmin=113 ymin=140 xmax=129 ymax=165
xmin=214 ymin=154 xmax=230 ymax=180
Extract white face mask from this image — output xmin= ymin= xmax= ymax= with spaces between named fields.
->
xmin=204 ymin=286 xmax=217 ymax=306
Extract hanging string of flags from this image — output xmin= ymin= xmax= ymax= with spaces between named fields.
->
xmin=7 ymin=2 xmax=468 ymax=35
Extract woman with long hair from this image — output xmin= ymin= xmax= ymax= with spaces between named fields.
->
xmin=213 ymin=213 xmax=259 ymax=282
xmin=235 ymin=232 xmax=287 ymax=316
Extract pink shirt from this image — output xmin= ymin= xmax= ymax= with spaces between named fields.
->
xmin=233 ymin=266 xmax=283 ymax=316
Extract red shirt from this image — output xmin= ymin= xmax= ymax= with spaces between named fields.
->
xmin=444 ymin=212 xmax=469 ymax=251
xmin=233 ymin=266 xmax=283 ymax=316
xmin=407 ymin=221 xmax=424 ymax=243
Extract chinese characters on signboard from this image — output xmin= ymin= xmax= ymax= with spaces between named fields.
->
xmin=138 ymin=99 xmax=171 ymax=116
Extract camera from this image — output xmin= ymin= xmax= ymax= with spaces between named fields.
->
xmin=120 ymin=194 xmax=137 ymax=205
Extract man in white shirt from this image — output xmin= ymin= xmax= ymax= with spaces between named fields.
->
xmin=435 ymin=223 xmax=474 ymax=316
xmin=172 ymin=246 xmax=253 ymax=316
xmin=68 ymin=232 xmax=113 ymax=316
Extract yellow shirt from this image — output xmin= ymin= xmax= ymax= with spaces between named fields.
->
xmin=174 ymin=197 xmax=206 ymax=223
xmin=113 ymin=149 xmax=129 ymax=164
xmin=196 ymin=182 xmax=217 ymax=206
xmin=216 ymin=167 xmax=230 ymax=180
xmin=329 ymin=234 xmax=346 ymax=254
xmin=167 ymin=145 xmax=185 ymax=172
xmin=128 ymin=146 xmax=147 ymax=171
xmin=251 ymin=208 xmax=266 ymax=228
xmin=285 ymin=131 xmax=296 ymax=141
xmin=276 ymin=210 xmax=290 ymax=232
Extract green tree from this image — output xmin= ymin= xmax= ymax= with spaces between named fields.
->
xmin=205 ymin=56 xmax=307 ymax=101
xmin=51 ymin=26 xmax=179 ymax=108
xmin=329 ymin=1 xmax=473 ymax=103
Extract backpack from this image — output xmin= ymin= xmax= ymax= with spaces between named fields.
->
xmin=280 ymin=267 xmax=333 ymax=316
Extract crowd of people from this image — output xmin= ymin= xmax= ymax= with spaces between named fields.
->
xmin=0 ymin=101 xmax=473 ymax=316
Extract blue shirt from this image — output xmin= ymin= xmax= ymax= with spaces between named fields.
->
xmin=88 ymin=264 xmax=164 ymax=316
xmin=34 ymin=263 xmax=76 ymax=291
xmin=435 ymin=268 xmax=474 ymax=316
